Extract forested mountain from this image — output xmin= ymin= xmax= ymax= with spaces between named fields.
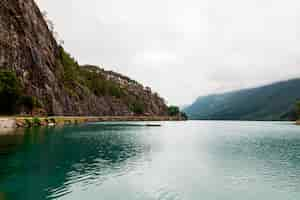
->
xmin=184 ymin=79 xmax=300 ymax=121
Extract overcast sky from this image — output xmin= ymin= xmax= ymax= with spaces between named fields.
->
xmin=35 ymin=0 xmax=300 ymax=105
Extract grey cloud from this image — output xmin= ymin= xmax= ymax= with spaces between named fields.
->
xmin=35 ymin=0 xmax=300 ymax=105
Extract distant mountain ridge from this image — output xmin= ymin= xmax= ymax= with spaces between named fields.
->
xmin=184 ymin=79 xmax=300 ymax=121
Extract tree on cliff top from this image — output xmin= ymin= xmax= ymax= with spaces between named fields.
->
xmin=168 ymin=106 xmax=180 ymax=116
xmin=168 ymin=106 xmax=188 ymax=119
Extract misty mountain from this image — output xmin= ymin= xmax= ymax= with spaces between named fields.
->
xmin=184 ymin=79 xmax=300 ymax=121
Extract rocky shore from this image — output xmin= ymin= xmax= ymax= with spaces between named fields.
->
xmin=0 ymin=116 xmax=186 ymax=129
xmin=0 ymin=118 xmax=16 ymax=129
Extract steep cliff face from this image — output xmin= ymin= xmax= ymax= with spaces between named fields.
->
xmin=0 ymin=0 xmax=168 ymax=116
xmin=0 ymin=0 xmax=61 ymax=114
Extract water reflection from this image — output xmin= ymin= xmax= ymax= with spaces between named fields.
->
xmin=199 ymin=121 xmax=300 ymax=197
xmin=0 ymin=121 xmax=300 ymax=200
xmin=0 ymin=124 xmax=150 ymax=200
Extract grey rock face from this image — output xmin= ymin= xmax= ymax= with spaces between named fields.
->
xmin=0 ymin=0 xmax=168 ymax=116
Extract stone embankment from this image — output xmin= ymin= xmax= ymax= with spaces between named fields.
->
xmin=0 ymin=116 xmax=186 ymax=129
xmin=0 ymin=118 xmax=16 ymax=129
xmin=296 ymin=120 xmax=300 ymax=125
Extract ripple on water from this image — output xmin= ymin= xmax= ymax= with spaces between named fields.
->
xmin=1 ymin=122 xmax=300 ymax=200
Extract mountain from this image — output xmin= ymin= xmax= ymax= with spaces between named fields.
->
xmin=0 ymin=0 xmax=168 ymax=116
xmin=184 ymin=79 xmax=300 ymax=121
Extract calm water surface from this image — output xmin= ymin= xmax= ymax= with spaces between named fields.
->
xmin=0 ymin=121 xmax=300 ymax=199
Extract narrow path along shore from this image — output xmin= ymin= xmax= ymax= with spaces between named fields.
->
xmin=0 ymin=116 xmax=186 ymax=129
xmin=0 ymin=118 xmax=16 ymax=129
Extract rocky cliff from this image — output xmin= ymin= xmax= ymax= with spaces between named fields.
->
xmin=0 ymin=0 xmax=168 ymax=116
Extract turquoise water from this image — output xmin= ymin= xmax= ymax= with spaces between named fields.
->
xmin=0 ymin=121 xmax=300 ymax=199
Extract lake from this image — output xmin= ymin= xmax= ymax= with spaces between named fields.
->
xmin=0 ymin=121 xmax=300 ymax=200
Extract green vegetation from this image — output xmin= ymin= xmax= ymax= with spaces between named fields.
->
xmin=168 ymin=106 xmax=180 ymax=116
xmin=23 ymin=117 xmax=42 ymax=127
xmin=0 ymin=70 xmax=44 ymax=115
xmin=0 ymin=47 xmax=164 ymax=117
xmin=0 ymin=70 xmax=21 ymax=114
xmin=59 ymin=47 xmax=125 ymax=99
xmin=108 ymin=83 xmax=123 ymax=98
xmin=24 ymin=118 xmax=32 ymax=127
xmin=59 ymin=47 xmax=80 ymax=88
xmin=184 ymin=79 xmax=300 ymax=121
xmin=78 ymin=67 xmax=124 ymax=98
xmin=32 ymin=117 xmax=42 ymax=126
xmin=58 ymin=47 xmax=164 ymax=116
xmin=130 ymin=101 xmax=145 ymax=115
xmin=168 ymin=106 xmax=188 ymax=119
xmin=80 ymin=70 xmax=125 ymax=98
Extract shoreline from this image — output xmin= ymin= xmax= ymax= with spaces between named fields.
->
xmin=0 ymin=116 xmax=186 ymax=129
